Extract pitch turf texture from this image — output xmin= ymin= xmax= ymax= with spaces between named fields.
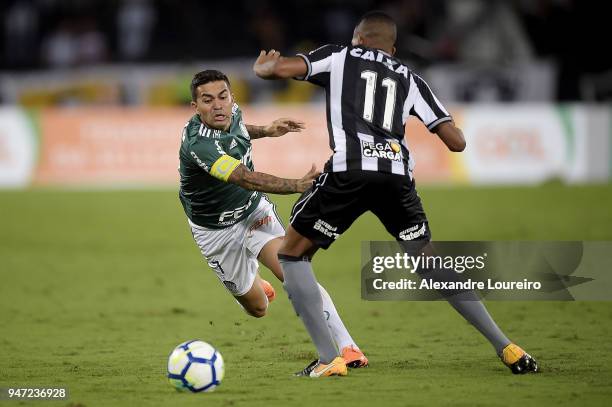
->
xmin=1 ymin=184 xmax=612 ymax=407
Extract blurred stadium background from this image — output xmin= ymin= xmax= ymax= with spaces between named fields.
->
xmin=1 ymin=1 xmax=612 ymax=406
xmin=0 ymin=0 xmax=611 ymax=188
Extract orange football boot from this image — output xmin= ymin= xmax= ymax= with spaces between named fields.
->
xmin=341 ymin=345 xmax=369 ymax=368
xmin=260 ymin=279 xmax=276 ymax=302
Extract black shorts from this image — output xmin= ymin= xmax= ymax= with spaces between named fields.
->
xmin=289 ymin=171 xmax=431 ymax=249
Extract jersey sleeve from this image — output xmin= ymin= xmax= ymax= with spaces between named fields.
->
xmin=189 ymin=138 xmax=241 ymax=182
xmin=295 ymin=44 xmax=343 ymax=87
xmin=403 ymin=73 xmax=452 ymax=132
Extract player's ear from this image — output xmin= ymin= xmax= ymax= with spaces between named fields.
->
xmin=351 ymin=33 xmax=363 ymax=46
xmin=391 ymin=45 xmax=396 ymax=56
xmin=190 ymin=100 xmax=197 ymax=110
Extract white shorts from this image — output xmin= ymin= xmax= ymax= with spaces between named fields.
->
xmin=189 ymin=196 xmax=285 ymax=296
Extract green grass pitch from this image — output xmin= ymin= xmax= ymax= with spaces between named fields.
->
xmin=1 ymin=184 xmax=612 ymax=406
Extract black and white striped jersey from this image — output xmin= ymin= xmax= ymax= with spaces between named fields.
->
xmin=296 ymin=44 xmax=452 ymax=176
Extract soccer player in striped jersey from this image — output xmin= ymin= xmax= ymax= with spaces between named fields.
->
xmin=179 ymin=70 xmax=367 ymax=369
xmin=253 ymin=11 xmax=538 ymax=377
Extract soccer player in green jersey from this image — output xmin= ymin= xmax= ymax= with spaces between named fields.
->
xmin=178 ymin=70 xmax=368 ymax=368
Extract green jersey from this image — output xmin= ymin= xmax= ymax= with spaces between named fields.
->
xmin=179 ymin=103 xmax=261 ymax=228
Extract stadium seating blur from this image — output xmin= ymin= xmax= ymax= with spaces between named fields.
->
xmin=1 ymin=0 xmax=610 ymax=188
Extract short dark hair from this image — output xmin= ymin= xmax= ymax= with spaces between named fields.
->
xmin=190 ymin=70 xmax=231 ymax=101
xmin=354 ymin=10 xmax=397 ymax=48
xmin=357 ymin=10 xmax=395 ymax=27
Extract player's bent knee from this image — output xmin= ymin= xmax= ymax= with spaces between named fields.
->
xmin=242 ymin=300 xmax=267 ymax=318
xmin=277 ymin=226 xmax=316 ymax=258
xmin=246 ymin=305 xmax=267 ymax=318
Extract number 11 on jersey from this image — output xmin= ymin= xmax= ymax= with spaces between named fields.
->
xmin=360 ymin=70 xmax=397 ymax=131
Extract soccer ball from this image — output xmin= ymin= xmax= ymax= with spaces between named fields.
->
xmin=167 ymin=340 xmax=224 ymax=392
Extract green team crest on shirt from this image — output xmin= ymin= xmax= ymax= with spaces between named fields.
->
xmin=178 ymin=103 xmax=261 ymax=229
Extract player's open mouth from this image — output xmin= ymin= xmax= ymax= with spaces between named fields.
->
xmin=214 ymin=114 xmax=226 ymax=121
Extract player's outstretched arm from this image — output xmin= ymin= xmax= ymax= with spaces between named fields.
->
xmin=434 ymin=121 xmax=466 ymax=152
xmin=246 ymin=118 xmax=305 ymax=139
xmin=253 ymin=50 xmax=308 ymax=79
xmin=227 ymin=163 xmax=319 ymax=194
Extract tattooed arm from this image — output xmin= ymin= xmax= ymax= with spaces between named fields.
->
xmin=228 ymin=164 xmax=319 ymax=194
xmin=245 ymin=124 xmax=267 ymax=139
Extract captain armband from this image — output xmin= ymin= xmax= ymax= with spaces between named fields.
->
xmin=210 ymin=154 xmax=241 ymax=181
